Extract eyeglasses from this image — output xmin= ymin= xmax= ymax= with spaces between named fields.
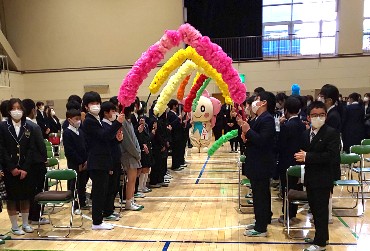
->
xmin=309 ymin=113 xmax=326 ymax=118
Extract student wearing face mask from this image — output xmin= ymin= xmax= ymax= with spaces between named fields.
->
xmin=45 ymin=106 xmax=61 ymax=134
xmin=63 ymin=109 xmax=88 ymax=214
xmin=294 ymin=101 xmax=340 ymax=251
xmin=100 ymin=101 xmax=123 ymax=221
xmin=240 ymin=91 xmax=276 ymax=237
xmin=318 ymin=84 xmax=342 ymax=133
xmin=35 ymin=101 xmax=50 ymax=139
xmin=342 ymin=93 xmax=366 ymax=153
xmin=82 ymin=91 xmax=124 ymax=230
xmin=0 ymin=98 xmax=35 ymax=235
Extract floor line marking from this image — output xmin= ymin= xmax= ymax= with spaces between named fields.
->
xmin=8 ymin=238 xmax=357 ymax=246
xmin=195 ymin=156 xmax=210 ymax=184
xmin=162 ymin=241 xmax=171 ymax=251
xmin=336 ymin=216 xmax=360 ymax=240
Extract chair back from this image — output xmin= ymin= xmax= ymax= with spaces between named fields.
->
xmin=340 ymin=153 xmax=361 ymax=165
xmin=350 ymin=145 xmax=370 ymax=155
xmin=44 ymin=140 xmax=52 ymax=147
xmin=361 ymin=139 xmax=370 ymax=146
xmin=46 ymin=169 xmax=76 ymax=181
xmin=46 ymin=157 xmax=59 ymax=167
xmin=47 ymin=150 xmax=54 ymax=158
xmin=287 ymin=165 xmax=304 ymax=178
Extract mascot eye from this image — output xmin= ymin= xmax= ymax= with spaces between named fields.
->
xmin=200 ymin=105 xmax=205 ymax=112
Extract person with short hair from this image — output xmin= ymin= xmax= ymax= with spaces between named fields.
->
xmin=295 ymin=101 xmax=340 ymax=251
xmin=21 ymin=98 xmax=49 ymax=225
xmin=241 ymin=91 xmax=276 ymax=237
xmin=63 ymin=109 xmax=89 ymax=213
xmin=0 ymin=100 xmax=9 ymax=121
xmin=35 ymin=101 xmax=50 ymax=139
xmin=82 ymin=91 xmax=124 ymax=230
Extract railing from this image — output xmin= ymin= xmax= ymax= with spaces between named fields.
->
xmin=211 ymin=34 xmax=370 ymax=61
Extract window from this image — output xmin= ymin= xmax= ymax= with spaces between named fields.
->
xmin=263 ymin=0 xmax=337 ymax=56
xmin=364 ymin=0 xmax=370 ymax=51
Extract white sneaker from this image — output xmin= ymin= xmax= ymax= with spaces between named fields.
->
xmin=164 ymin=179 xmax=171 ymax=183
xmin=164 ymin=175 xmax=172 ymax=179
xmin=142 ymin=187 xmax=152 ymax=193
xmin=126 ymin=201 xmax=143 ymax=211
xmin=133 ymin=202 xmax=144 ymax=209
xmin=11 ymin=228 xmax=25 ymax=235
xmin=22 ymin=225 xmax=34 ymax=233
xmin=74 ymin=209 xmax=82 ymax=215
xmin=103 ymin=214 xmax=120 ymax=221
xmin=303 ymin=245 xmax=326 ymax=251
xmin=134 ymin=192 xmax=145 ymax=198
xmin=245 ymin=223 xmax=255 ymax=230
xmin=91 ymin=222 xmax=114 ymax=230
xmin=30 ymin=217 xmax=50 ymax=225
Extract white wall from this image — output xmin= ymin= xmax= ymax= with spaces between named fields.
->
xmin=21 ymin=55 xmax=370 ymax=116
xmin=0 ymin=71 xmax=25 ymax=100
xmin=3 ymin=0 xmax=184 ymax=70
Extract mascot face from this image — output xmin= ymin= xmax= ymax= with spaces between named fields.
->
xmin=192 ymin=96 xmax=214 ymax=122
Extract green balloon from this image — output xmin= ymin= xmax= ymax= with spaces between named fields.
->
xmin=208 ymin=129 xmax=239 ymax=157
xmin=192 ymin=78 xmax=211 ymax=112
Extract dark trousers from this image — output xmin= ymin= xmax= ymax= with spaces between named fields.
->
xmin=150 ymin=151 xmax=165 ymax=185
xmin=279 ymin=168 xmax=301 ymax=218
xmin=171 ymin=139 xmax=182 ymax=169
xmin=180 ymin=134 xmax=188 ymax=165
xmin=67 ymin=168 xmax=89 ymax=210
xmin=89 ymin=169 xmax=109 ymax=225
xmin=213 ymin=126 xmax=223 ymax=141
xmin=29 ymin=164 xmax=47 ymax=221
xmin=230 ymin=139 xmax=238 ymax=151
xmin=250 ymin=178 xmax=271 ymax=233
xmin=307 ymin=186 xmax=330 ymax=247
xmin=103 ymin=163 xmax=121 ymax=216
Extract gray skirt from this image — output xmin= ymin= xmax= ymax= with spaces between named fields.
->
xmin=121 ymin=153 xmax=142 ymax=169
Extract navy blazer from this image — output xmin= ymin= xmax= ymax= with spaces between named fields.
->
xmin=102 ymin=120 xmax=122 ymax=166
xmin=25 ymin=120 xmax=47 ymax=164
xmin=0 ymin=119 xmax=34 ymax=172
xmin=36 ymin=110 xmax=49 ymax=138
xmin=277 ymin=117 xmax=306 ymax=171
xmin=244 ymin=111 xmax=276 ymax=180
xmin=301 ymin=124 xmax=341 ymax=188
xmin=63 ymin=127 xmax=88 ymax=168
xmin=342 ymin=103 xmax=365 ymax=152
xmin=82 ymin=113 xmax=121 ymax=171
xmin=326 ymin=106 xmax=342 ymax=133
xmin=167 ymin=110 xmax=182 ymax=141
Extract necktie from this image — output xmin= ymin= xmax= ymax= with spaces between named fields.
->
xmin=310 ymin=131 xmax=315 ymax=142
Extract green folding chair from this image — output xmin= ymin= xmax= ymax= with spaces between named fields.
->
xmin=351 ymin=145 xmax=370 ymax=186
xmin=362 ymin=139 xmax=370 ymax=162
xmin=333 ymin=153 xmax=363 ymax=216
xmin=35 ymin=169 xmax=83 ymax=238
xmin=284 ymin=165 xmax=313 ymax=239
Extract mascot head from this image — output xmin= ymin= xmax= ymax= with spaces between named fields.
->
xmin=191 ymin=91 xmax=221 ymax=127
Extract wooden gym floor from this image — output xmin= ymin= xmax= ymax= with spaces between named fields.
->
xmin=0 ymin=145 xmax=369 ymax=251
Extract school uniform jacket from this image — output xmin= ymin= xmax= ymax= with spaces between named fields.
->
xmin=244 ymin=111 xmax=276 ymax=180
xmin=25 ymin=119 xmax=47 ymax=164
xmin=36 ymin=110 xmax=49 ymax=138
xmin=63 ymin=126 xmax=88 ymax=170
xmin=326 ymin=106 xmax=341 ymax=133
xmin=342 ymin=103 xmax=365 ymax=152
xmin=300 ymin=124 xmax=341 ymax=189
xmin=0 ymin=118 xmax=34 ymax=172
xmin=82 ymin=113 xmax=121 ymax=171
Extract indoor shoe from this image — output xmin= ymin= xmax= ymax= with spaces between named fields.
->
xmin=133 ymin=202 xmax=144 ymax=209
xmin=303 ymin=244 xmax=326 ymax=251
xmin=164 ymin=175 xmax=172 ymax=179
xmin=134 ymin=192 xmax=145 ymax=198
xmin=243 ymin=229 xmax=267 ymax=237
xmin=22 ymin=225 xmax=34 ymax=233
xmin=126 ymin=202 xmax=143 ymax=211
xmin=11 ymin=228 xmax=25 ymax=236
xmin=30 ymin=217 xmax=50 ymax=225
xmin=103 ymin=214 xmax=120 ymax=221
xmin=304 ymin=238 xmax=329 ymax=245
xmin=92 ymin=222 xmax=114 ymax=230
xmin=0 ymin=239 xmax=4 ymax=245
xmin=142 ymin=187 xmax=152 ymax=193
xmin=245 ymin=223 xmax=255 ymax=230
xmin=0 ymin=234 xmax=11 ymax=240
xmin=159 ymin=182 xmax=169 ymax=187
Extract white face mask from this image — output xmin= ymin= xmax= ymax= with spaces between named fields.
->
xmin=311 ymin=117 xmax=325 ymax=129
xmin=74 ymin=120 xmax=81 ymax=129
xmin=251 ymin=100 xmax=260 ymax=114
xmin=109 ymin=113 xmax=117 ymax=122
xmin=89 ymin=104 xmax=101 ymax=115
xmin=10 ymin=110 xmax=23 ymax=120
xmin=364 ymin=97 xmax=369 ymax=102
xmin=317 ymin=97 xmax=324 ymax=103
xmin=276 ymin=103 xmax=282 ymax=109
xmin=51 ymin=110 xmax=56 ymax=116
xmin=39 ymin=106 xmax=44 ymax=111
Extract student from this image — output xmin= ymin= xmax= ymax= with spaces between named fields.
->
xmin=167 ymin=99 xmax=183 ymax=171
xmin=227 ymin=106 xmax=238 ymax=153
xmin=21 ymin=99 xmax=49 ymax=225
xmin=100 ymin=101 xmax=123 ymax=220
xmin=63 ymin=109 xmax=89 ymax=213
xmin=1 ymin=100 xmax=9 ymax=121
xmin=82 ymin=91 xmax=124 ymax=230
xmin=120 ymin=102 xmax=143 ymax=211
xmin=318 ymin=84 xmax=342 ymax=133
xmin=135 ymin=115 xmax=153 ymax=193
xmin=295 ymin=101 xmax=340 ymax=251
xmin=35 ymin=101 xmax=50 ymax=139
xmin=364 ymin=93 xmax=370 ymax=138
xmin=62 ymin=100 xmax=82 ymax=130
xmin=45 ymin=106 xmax=61 ymax=134
xmin=342 ymin=93 xmax=365 ymax=152
xmin=0 ymin=98 xmax=35 ymax=235
xmin=276 ymin=96 xmax=306 ymax=224
xmin=241 ymin=91 xmax=276 ymax=237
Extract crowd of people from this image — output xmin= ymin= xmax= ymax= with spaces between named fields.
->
xmin=0 ymin=85 xmax=369 ymax=251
